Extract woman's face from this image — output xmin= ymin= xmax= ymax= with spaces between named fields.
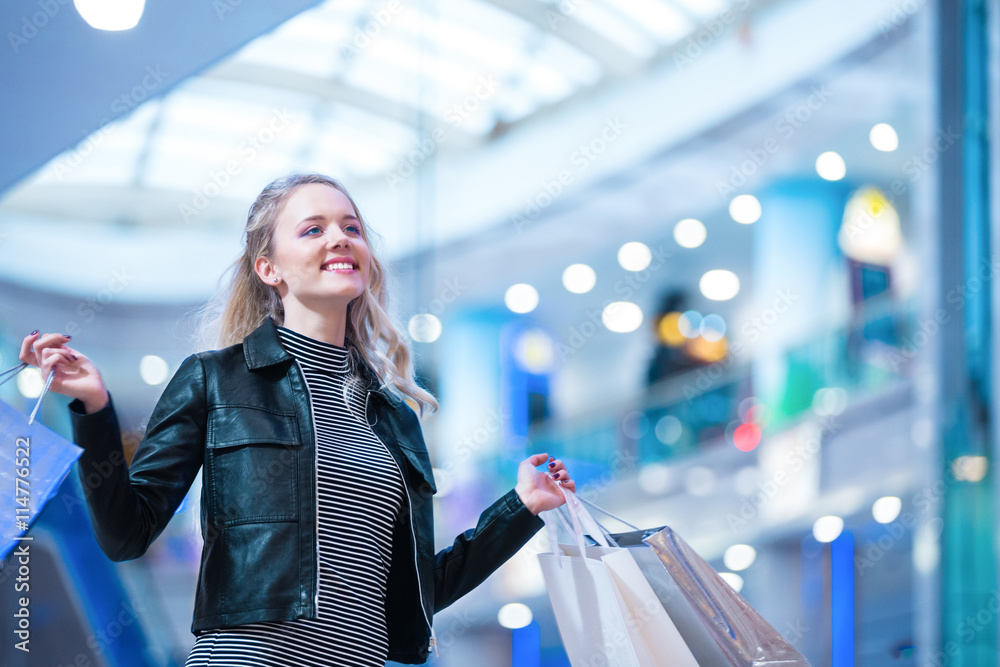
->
xmin=257 ymin=183 xmax=371 ymax=313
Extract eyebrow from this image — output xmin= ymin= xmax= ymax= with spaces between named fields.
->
xmin=296 ymin=213 xmax=361 ymax=228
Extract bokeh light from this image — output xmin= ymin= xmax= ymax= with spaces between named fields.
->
xmin=729 ymin=194 xmax=761 ymax=224
xmin=602 ymin=301 xmax=643 ymax=332
xmin=498 ymin=603 xmax=533 ymax=629
xmin=678 ymin=310 xmax=702 ymax=338
xmin=699 ymin=270 xmax=740 ymax=301
xmin=139 ymin=354 xmax=169 ymax=386
xmin=408 ymin=313 xmax=442 ymax=343
xmin=562 ymin=263 xmax=597 ymax=293
xmin=719 ymin=572 xmax=744 ymax=592
xmin=655 ymin=415 xmax=683 ymax=445
xmin=673 ymin=218 xmax=707 ymax=248
xmin=505 ymin=283 xmax=539 ymax=313
xmin=872 ymin=496 xmax=902 ymax=524
xmin=724 ymin=544 xmax=757 ymax=571
xmin=699 ymin=314 xmax=726 ymax=342
xmin=657 ymin=312 xmax=687 ymax=346
xmin=816 ymin=151 xmax=846 ymax=181
xmin=813 ymin=515 xmax=845 ymax=543
xmin=870 ymin=123 xmax=899 ymax=151
xmin=733 ymin=422 xmax=761 ymax=451
xmin=618 ymin=242 xmax=652 ymax=271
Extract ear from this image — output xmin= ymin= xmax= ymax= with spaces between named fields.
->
xmin=254 ymin=256 xmax=278 ymax=285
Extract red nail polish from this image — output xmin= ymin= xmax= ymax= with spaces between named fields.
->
xmin=548 ymin=462 xmax=556 ymax=468
xmin=552 ymin=472 xmax=560 ymax=479
xmin=30 ymin=329 xmax=38 ymax=336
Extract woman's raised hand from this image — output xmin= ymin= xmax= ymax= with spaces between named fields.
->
xmin=515 ymin=453 xmax=576 ymax=516
xmin=18 ymin=331 xmax=109 ymax=414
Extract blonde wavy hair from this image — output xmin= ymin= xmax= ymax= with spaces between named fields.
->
xmin=192 ymin=173 xmax=438 ymax=418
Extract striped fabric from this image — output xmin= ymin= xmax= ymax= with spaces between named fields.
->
xmin=184 ymin=326 xmax=405 ymax=667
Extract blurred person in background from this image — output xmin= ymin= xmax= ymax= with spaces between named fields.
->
xmin=19 ymin=172 xmax=576 ymax=666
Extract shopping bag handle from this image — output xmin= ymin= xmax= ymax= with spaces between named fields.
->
xmin=0 ymin=362 xmax=54 ymax=426
xmin=544 ymin=487 xmax=623 ymax=555
xmin=575 ymin=495 xmax=640 ymax=532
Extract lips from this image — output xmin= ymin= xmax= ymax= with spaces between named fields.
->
xmin=321 ymin=258 xmax=357 ymax=271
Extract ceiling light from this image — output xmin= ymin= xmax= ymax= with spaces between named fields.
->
xmin=872 ymin=496 xmax=902 ymax=524
xmin=729 ymin=195 xmax=761 ymax=224
xmin=870 ymin=123 xmax=899 ymax=152
xmin=673 ymin=218 xmax=706 ymax=248
xmin=505 ymin=284 xmax=539 ymax=314
xmin=602 ymin=301 xmax=643 ymax=333
xmin=74 ymin=0 xmax=146 ymax=31
xmin=816 ymin=151 xmax=846 ymax=181
xmin=723 ymin=544 xmax=757 ymax=571
xmin=562 ymin=264 xmax=597 ymax=293
xmin=617 ymin=242 xmax=652 ymax=271
xmin=699 ymin=270 xmax=740 ymax=301
xmin=813 ymin=515 xmax=844 ymax=543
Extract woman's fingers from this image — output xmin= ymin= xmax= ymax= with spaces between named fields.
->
xmin=527 ymin=452 xmax=549 ymax=467
xmin=39 ymin=346 xmax=76 ymax=377
xmin=18 ymin=331 xmax=40 ymax=365
xmin=21 ymin=332 xmax=72 ymax=368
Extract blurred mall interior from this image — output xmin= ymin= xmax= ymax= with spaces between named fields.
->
xmin=1 ymin=0 xmax=998 ymax=665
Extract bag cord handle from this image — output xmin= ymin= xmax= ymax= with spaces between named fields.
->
xmin=1 ymin=362 xmax=55 ymax=426
xmin=575 ymin=495 xmax=641 ymax=532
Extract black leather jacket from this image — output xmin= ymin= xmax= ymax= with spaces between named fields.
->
xmin=68 ymin=316 xmax=544 ymax=664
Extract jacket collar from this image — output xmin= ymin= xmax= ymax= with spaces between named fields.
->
xmin=243 ymin=316 xmax=402 ymax=409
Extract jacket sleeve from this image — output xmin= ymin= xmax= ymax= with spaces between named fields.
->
xmin=68 ymin=353 xmax=207 ymax=562
xmin=432 ymin=487 xmax=544 ymax=613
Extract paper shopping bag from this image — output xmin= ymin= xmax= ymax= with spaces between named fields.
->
xmin=538 ymin=489 xmax=699 ymax=667
xmin=561 ymin=493 xmax=811 ymax=666
xmin=0 ymin=368 xmax=84 ymax=560
xmin=538 ymin=543 xmax=700 ymax=667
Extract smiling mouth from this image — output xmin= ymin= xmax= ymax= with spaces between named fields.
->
xmin=321 ymin=261 xmax=357 ymax=272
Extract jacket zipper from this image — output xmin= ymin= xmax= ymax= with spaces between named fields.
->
xmin=365 ymin=389 xmax=437 ymax=656
xmin=293 ymin=358 xmax=321 ymax=615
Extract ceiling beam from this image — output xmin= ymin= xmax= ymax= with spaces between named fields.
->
xmin=202 ymin=61 xmax=483 ymax=150
xmin=481 ymin=0 xmax=644 ymax=77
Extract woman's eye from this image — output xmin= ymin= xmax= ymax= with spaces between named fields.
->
xmin=304 ymin=226 xmax=321 ymax=235
xmin=345 ymin=224 xmax=360 ymax=233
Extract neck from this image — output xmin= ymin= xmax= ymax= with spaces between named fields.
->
xmin=279 ymin=301 xmax=349 ymax=347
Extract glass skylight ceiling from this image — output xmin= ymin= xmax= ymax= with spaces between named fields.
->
xmin=26 ymin=0 xmax=753 ymax=196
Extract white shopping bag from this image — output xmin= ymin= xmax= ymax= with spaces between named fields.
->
xmin=537 ymin=488 xmax=699 ymax=667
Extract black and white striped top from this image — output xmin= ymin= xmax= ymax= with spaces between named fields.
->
xmin=185 ymin=325 xmax=406 ymax=667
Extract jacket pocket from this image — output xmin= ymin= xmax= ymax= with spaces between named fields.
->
xmin=206 ymin=406 xmax=302 ymax=525
xmin=389 ymin=409 xmax=438 ymax=496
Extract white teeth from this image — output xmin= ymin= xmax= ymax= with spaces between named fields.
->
xmin=323 ymin=263 xmax=353 ymax=270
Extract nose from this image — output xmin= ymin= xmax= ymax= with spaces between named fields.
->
xmin=326 ymin=226 xmax=350 ymax=249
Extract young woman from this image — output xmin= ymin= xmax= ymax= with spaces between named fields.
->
xmin=19 ymin=172 xmax=575 ymax=666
